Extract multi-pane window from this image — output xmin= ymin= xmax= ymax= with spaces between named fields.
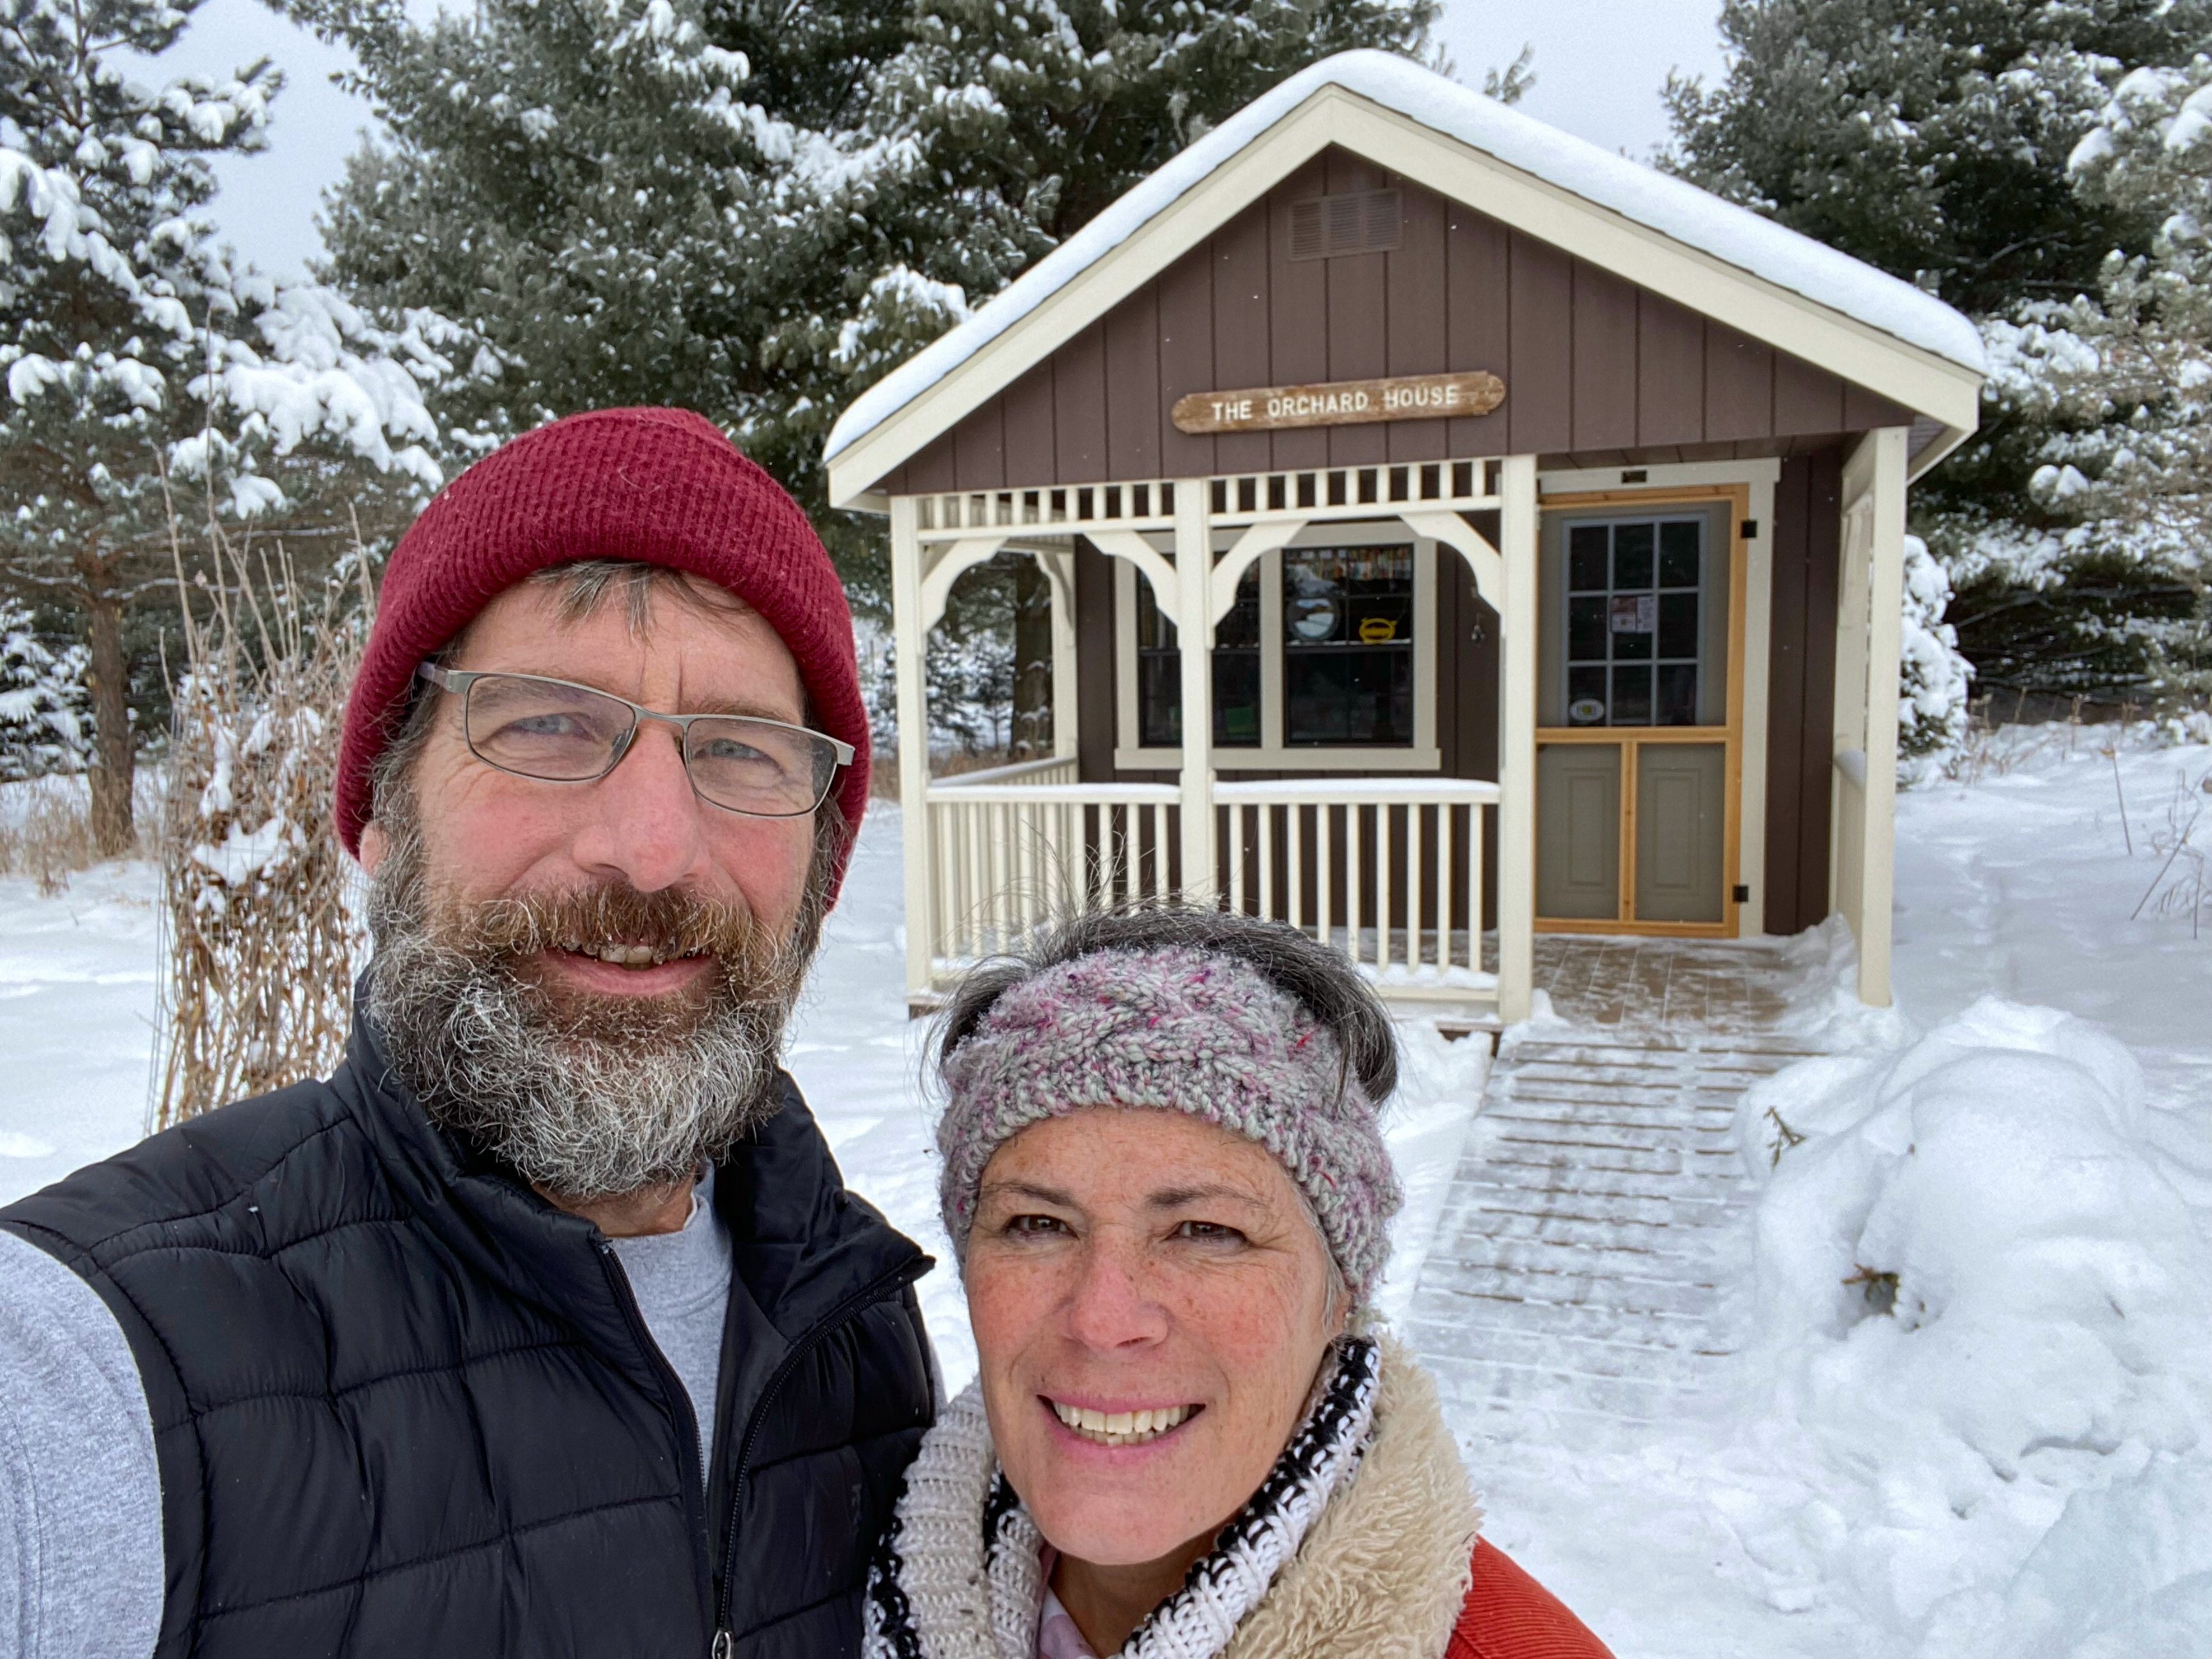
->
xmin=1135 ymin=566 xmax=1262 ymax=747
xmin=1282 ymin=547 xmax=1414 ymax=745
xmin=1132 ymin=543 xmax=1419 ymax=752
xmin=1563 ymin=518 xmax=1703 ymax=728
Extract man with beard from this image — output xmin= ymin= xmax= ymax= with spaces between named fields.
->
xmin=0 ymin=409 xmax=936 ymax=1659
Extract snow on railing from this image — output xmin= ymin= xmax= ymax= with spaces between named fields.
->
xmin=929 ymin=754 xmax=1078 ymax=788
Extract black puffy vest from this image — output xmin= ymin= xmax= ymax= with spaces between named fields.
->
xmin=0 ymin=1009 xmax=935 ymax=1659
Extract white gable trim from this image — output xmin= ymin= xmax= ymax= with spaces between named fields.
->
xmin=828 ymin=60 xmax=1984 ymax=510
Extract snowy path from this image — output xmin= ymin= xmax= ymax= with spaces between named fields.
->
xmin=1410 ymin=1028 xmax=1815 ymax=1441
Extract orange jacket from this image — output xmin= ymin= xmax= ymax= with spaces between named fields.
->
xmin=1447 ymin=1540 xmax=1616 ymax=1659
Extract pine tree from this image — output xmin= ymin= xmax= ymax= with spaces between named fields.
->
xmin=0 ymin=599 xmax=90 ymax=779
xmin=1663 ymin=0 xmax=2212 ymax=717
xmin=2004 ymin=59 xmax=2212 ymax=702
xmin=1 ymin=0 xmax=446 ymax=852
xmin=306 ymin=0 xmax=1435 ymax=753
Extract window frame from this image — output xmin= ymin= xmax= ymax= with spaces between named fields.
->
xmin=1113 ymin=520 xmax=1440 ymax=772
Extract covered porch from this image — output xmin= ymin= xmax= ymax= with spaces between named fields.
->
xmin=889 ymin=456 xmax=1532 ymax=1019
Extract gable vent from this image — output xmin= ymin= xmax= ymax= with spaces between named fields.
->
xmin=1288 ymin=188 xmax=1402 ymax=260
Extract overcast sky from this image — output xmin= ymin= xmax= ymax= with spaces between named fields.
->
xmin=167 ymin=0 xmax=1731 ymax=280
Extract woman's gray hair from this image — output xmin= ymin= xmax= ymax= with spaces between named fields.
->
xmin=936 ymin=901 xmax=1399 ymax=1102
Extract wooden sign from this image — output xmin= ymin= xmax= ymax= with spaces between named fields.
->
xmin=1171 ymin=371 xmax=1504 ymax=435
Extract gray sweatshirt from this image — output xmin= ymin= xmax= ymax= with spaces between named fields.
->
xmin=0 ymin=1175 xmax=733 ymax=1659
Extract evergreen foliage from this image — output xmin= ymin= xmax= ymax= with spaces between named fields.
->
xmin=1665 ymin=0 xmax=2212 ymax=716
xmin=304 ymin=0 xmax=1434 ymax=607
xmin=0 ymin=600 xmax=90 ymax=778
xmin=0 ymin=0 xmax=447 ymax=849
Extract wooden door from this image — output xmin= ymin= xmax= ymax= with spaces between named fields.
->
xmin=1533 ymin=488 xmax=1748 ymax=936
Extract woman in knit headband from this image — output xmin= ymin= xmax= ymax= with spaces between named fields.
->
xmin=866 ymin=905 xmax=1612 ymax=1659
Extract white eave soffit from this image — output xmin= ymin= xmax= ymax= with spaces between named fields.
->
xmin=828 ymin=71 xmax=1986 ymax=510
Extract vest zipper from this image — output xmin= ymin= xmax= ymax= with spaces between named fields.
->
xmin=596 ymin=1243 xmax=714 ymax=1641
xmin=712 ymin=1254 xmax=928 ymax=1650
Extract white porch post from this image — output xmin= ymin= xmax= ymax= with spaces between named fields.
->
xmin=1039 ymin=549 xmax=1080 ymax=761
xmin=1173 ymin=479 xmax=1215 ymax=898
xmin=1836 ymin=427 xmax=1908 ymax=1006
xmin=889 ymin=496 xmax=934 ymax=1005
xmin=1497 ymin=455 xmax=1539 ymax=1023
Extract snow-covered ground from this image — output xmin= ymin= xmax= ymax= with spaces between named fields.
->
xmin=1 ymin=728 xmax=2204 ymax=1656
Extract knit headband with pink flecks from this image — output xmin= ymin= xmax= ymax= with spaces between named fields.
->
xmin=935 ymin=944 xmax=1402 ymax=1306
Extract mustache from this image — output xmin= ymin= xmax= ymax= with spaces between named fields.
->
xmin=441 ymin=881 xmax=781 ymax=976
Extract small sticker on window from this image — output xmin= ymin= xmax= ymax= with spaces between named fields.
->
xmin=1568 ymin=696 xmax=1607 ymax=724
xmin=1609 ymin=595 xmax=1656 ymax=633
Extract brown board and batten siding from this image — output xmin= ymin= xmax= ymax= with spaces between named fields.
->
xmin=1763 ymin=449 xmax=1843 ymax=935
xmin=880 ymin=148 xmax=1917 ymax=496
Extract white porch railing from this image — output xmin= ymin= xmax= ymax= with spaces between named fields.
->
xmin=1216 ymin=779 xmax=1500 ymax=1001
xmin=925 ymin=780 xmax=1180 ymax=967
xmin=919 ymin=773 xmax=1500 ymax=1005
xmin=930 ymin=754 xmax=1079 ymax=789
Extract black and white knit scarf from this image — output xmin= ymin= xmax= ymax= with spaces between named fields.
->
xmin=864 ymin=1337 xmax=1383 ymax=1659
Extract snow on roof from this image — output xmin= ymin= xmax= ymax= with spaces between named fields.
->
xmin=825 ymin=50 xmax=1985 ymax=470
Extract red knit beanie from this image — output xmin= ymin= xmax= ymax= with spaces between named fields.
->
xmin=335 ymin=407 xmax=870 ymax=900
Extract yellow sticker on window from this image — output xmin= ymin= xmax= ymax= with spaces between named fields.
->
xmin=1358 ymin=616 xmax=1398 ymax=644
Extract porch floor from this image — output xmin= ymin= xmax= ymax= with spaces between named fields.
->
xmin=1405 ymin=934 xmax=1825 ymax=1444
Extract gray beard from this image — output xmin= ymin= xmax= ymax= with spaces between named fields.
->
xmin=363 ymin=819 xmax=815 ymax=1202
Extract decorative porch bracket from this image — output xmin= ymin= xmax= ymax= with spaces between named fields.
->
xmin=919 ymin=533 xmax=1013 ymax=630
xmin=1396 ymin=510 xmax=1504 ymax=609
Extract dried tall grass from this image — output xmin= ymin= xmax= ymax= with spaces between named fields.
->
xmin=0 ymin=773 xmax=157 ymax=894
xmin=153 ymin=530 xmax=369 ymax=1129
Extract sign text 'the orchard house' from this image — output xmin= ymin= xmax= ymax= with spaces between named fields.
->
xmin=1171 ymin=371 xmax=1505 ymax=435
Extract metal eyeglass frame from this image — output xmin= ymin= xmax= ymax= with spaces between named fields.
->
xmin=414 ymin=662 xmax=854 ymax=819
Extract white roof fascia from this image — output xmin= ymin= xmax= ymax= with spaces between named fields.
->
xmin=828 ymin=54 xmax=1985 ymax=509
xmin=1330 ymin=98 xmax=1985 ymax=432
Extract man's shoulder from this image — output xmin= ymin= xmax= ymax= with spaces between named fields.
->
xmin=0 ymin=1068 xmax=368 ymax=1264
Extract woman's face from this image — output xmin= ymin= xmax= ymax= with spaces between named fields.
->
xmin=964 ymin=1108 xmax=1345 ymax=1570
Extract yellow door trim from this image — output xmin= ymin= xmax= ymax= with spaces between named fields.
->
xmin=1533 ymin=485 xmax=1751 ymax=938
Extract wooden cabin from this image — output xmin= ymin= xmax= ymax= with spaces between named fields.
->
xmin=823 ymin=51 xmax=1985 ymax=1024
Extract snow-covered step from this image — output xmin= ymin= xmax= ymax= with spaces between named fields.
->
xmin=1407 ymin=974 xmax=1832 ymax=1444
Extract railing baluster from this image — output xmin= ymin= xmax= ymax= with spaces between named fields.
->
xmin=1408 ymin=801 xmax=1425 ymax=973
xmin=1318 ymin=804 xmax=1334 ymax=954
xmin=1470 ymin=805 xmax=1486 ymax=972
xmin=1287 ymin=804 xmax=1304 ymax=932
xmin=1348 ymin=803 xmax=1363 ymax=971
xmin=1228 ymin=801 xmax=1246 ymax=915
xmin=1375 ymin=803 xmax=1391 ymax=975
xmin=1439 ymin=803 xmax=1456 ymax=971
xmin=1258 ymin=804 xmax=1275 ymax=923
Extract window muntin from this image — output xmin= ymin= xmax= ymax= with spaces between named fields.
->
xmin=1563 ymin=518 xmax=1704 ymax=728
xmin=1282 ymin=547 xmax=1414 ymax=746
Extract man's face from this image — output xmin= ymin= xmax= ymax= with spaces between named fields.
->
xmin=360 ymin=574 xmax=832 ymax=1201
xmin=386 ymin=575 xmax=818 ymax=989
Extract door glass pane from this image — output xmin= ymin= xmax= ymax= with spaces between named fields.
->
xmin=1656 ymin=663 xmax=1698 ymax=726
xmin=1611 ymin=664 xmax=1652 ymax=724
xmin=1612 ymin=523 xmax=1654 ymax=589
xmin=1657 ymin=591 xmax=1700 ymax=660
xmin=1567 ymin=594 xmax=1607 ymax=660
xmin=1658 ymin=519 xmax=1701 ymax=588
xmin=1283 ymin=546 xmax=1414 ymax=745
xmin=1568 ymin=524 xmax=1609 ymax=590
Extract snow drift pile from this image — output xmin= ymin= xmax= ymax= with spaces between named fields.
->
xmin=1729 ymin=997 xmax=2209 ymax=1655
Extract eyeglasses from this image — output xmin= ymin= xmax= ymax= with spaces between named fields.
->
xmin=416 ymin=664 xmax=854 ymax=819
